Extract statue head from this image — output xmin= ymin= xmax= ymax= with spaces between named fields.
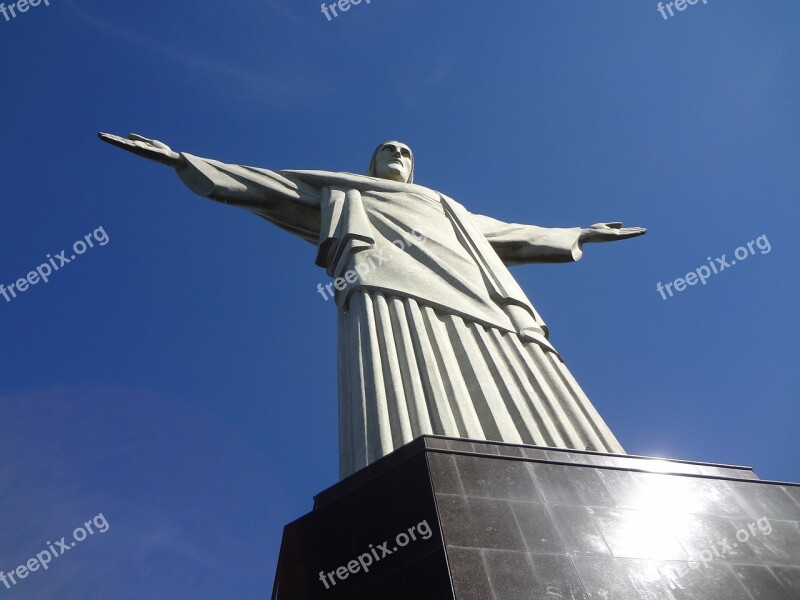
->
xmin=368 ymin=141 xmax=414 ymax=183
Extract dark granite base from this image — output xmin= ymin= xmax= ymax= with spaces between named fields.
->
xmin=271 ymin=436 xmax=800 ymax=599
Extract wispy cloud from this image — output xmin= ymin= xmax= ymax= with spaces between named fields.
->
xmin=136 ymin=525 xmax=220 ymax=570
xmin=396 ymin=53 xmax=455 ymax=107
xmin=62 ymin=0 xmax=322 ymax=103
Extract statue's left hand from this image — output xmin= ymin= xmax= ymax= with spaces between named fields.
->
xmin=579 ymin=222 xmax=647 ymax=244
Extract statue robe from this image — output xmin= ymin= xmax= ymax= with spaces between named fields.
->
xmin=176 ymin=154 xmax=625 ymax=477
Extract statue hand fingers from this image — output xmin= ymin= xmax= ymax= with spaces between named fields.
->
xmin=129 ymin=133 xmax=172 ymax=152
xmin=98 ymin=132 xmax=136 ymax=150
xmin=129 ymin=133 xmax=156 ymax=145
xmin=619 ymin=228 xmax=647 ymax=239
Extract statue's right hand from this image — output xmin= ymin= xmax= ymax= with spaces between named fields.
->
xmin=98 ymin=132 xmax=186 ymax=169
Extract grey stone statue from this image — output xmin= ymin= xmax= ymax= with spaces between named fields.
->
xmin=99 ymin=133 xmax=646 ymax=478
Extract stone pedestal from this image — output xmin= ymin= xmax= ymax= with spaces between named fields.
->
xmin=271 ymin=436 xmax=800 ymax=599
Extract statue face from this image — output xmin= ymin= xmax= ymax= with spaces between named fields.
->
xmin=373 ymin=141 xmax=413 ymax=183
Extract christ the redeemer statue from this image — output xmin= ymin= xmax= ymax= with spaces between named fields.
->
xmin=100 ymin=133 xmax=646 ymax=478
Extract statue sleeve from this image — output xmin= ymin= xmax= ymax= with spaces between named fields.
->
xmin=469 ymin=213 xmax=583 ymax=266
xmin=176 ymin=153 xmax=322 ymax=244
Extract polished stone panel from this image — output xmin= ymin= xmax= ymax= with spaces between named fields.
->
xmin=436 ymin=493 xmax=526 ymax=551
xmin=743 ymin=518 xmax=800 ymax=566
xmin=657 ymin=560 xmax=754 ymax=600
xmin=671 ymin=513 xmax=766 ymax=565
xmin=483 ymin=550 xmax=588 ymax=600
xmin=771 ymin=566 xmax=800 ymax=594
xmin=530 ymin=462 xmax=616 ymax=507
xmin=571 ymin=555 xmax=674 ymax=600
xmin=731 ymin=564 xmax=799 ymax=600
xmin=549 ymin=504 xmax=613 ymax=556
xmin=727 ymin=479 xmax=800 ymax=520
xmin=454 ymin=454 xmax=541 ymax=502
xmin=509 ymin=501 xmax=565 ymax=553
xmin=426 ymin=452 xmax=463 ymax=496
xmin=590 ymin=507 xmax=689 ymax=560
xmin=783 ymin=486 xmax=800 ymax=509
xmin=444 ymin=546 xmax=492 ymax=600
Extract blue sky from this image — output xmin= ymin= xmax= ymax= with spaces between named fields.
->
xmin=1 ymin=0 xmax=798 ymax=597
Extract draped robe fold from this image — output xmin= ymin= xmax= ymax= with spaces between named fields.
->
xmin=177 ymin=153 xmax=625 ymax=478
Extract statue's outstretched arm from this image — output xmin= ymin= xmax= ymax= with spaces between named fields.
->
xmin=471 ymin=213 xmax=646 ymax=266
xmin=99 ymin=133 xmax=322 ymax=244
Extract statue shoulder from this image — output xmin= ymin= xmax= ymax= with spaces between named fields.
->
xmin=280 ymin=169 xmax=372 ymax=188
xmin=282 ymin=169 xmax=441 ymax=197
